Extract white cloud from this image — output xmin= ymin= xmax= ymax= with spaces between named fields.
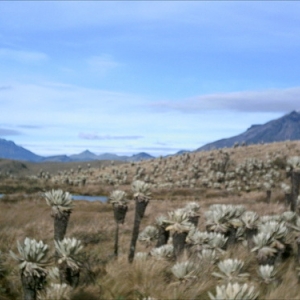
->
xmin=0 ymin=48 xmax=48 ymax=63
xmin=78 ymin=133 xmax=143 ymax=140
xmin=151 ymin=87 xmax=300 ymax=113
xmin=86 ymin=54 xmax=121 ymax=75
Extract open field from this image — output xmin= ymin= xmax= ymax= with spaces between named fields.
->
xmin=1 ymin=141 xmax=300 ymax=299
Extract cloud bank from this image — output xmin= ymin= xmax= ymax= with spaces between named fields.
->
xmin=0 ymin=128 xmax=21 ymax=136
xmin=151 ymin=87 xmax=300 ymax=113
xmin=78 ymin=133 xmax=143 ymax=140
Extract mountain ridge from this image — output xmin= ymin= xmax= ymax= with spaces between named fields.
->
xmin=0 ymin=139 xmax=154 ymax=162
xmin=197 ymin=110 xmax=300 ymax=151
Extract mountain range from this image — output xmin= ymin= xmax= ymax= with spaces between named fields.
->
xmin=197 ymin=110 xmax=300 ymax=151
xmin=1 ymin=111 xmax=300 ymax=162
xmin=0 ymin=139 xmax=154 ymax=162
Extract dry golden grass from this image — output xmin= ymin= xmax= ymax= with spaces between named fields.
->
xmin=0 ymin=189 xmax=300 ymax=299
xmin=2 ymin=141 xmax=300 ymax=299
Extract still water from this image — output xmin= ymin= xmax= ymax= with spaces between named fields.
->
xmin=72 ymin=195 xmax=108 ymax=202
xmin=0 ymin=193 xmax=107 ymax=202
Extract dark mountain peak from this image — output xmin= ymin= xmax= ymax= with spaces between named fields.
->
xmin=80 ymin=150 xmax=95 ymax=155
xmin=197 ymin=110 xmax=300 ymax=151
xmin=0 ymin=138 xmax=42 ymax=162
xmin=283 ymin=110 xmax=300 ymax=121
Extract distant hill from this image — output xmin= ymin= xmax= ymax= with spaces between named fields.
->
xmin=0 ymin=139 xmax=42 ymax=162
xmin=0 ymin=139 xmax=154 ymax=162
xmin=70 ymin=150 xmax=100 ymax=161
xmin=197 ymin=110 xmax=300 ymax=151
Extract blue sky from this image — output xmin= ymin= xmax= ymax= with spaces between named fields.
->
xmin=1 ymin=1 xmax=300 ymax=157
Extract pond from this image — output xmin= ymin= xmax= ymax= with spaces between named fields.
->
xmin=0 ymin=193 xmax=108 ymax=203
xmin=72 ymin=195 xmax=108 ymax=203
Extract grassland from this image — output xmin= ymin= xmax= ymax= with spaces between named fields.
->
xmin=1 ymin=141 xmax=300 ymax=299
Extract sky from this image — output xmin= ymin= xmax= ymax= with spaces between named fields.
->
xmin=1 ymin=1 xmax=300 ymax=157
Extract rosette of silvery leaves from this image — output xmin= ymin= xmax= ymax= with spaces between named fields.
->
xmin=150 ymin=244 xmax=174 ymax=260
xmin=212 ymin=258 xmax=249 ymax=283
xmin=287 ymin=156 xmax=300 ymax=171
xmin=251 ymin=232 xmax=278 ymax=261
xmin=208 ymin=282 xmax=259 ymax=300
xmin=138 ymin=225 xmax=159 ymax=246
xmin=163 ymin=209 xmax=194 ymax=233
xmin=257 ymin=264 xmax=277 ymax=284
xmin=55 ymin=238 xmax=83 ymax=271
xmin=132 ymin=180 xmax=151 ymax=201
xmin=44 ymin=189 xmax=73 ymax=216
xmin=109 ymin=190 xmax=128 ymax=206
xmin=171 ymin=260 xmax=198 ymax=282
xmin=10 ymin=237 xmax=49 ymax=277
xmin=258 ymin=220 xmax=288 ymax=250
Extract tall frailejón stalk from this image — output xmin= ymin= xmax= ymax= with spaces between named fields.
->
xmin=128 ymin=180 xmax=151 ymax=263
xmin=55 ymin=238 xmax=83 ymax=288
xmin=109 ymin=190 xmax=128 ymax=257
xmin=44 ymin=189 xmax=73 ymax=242
xmin=287 ymin=157 xmax=300 ymax=212
xmin=10 ymin=238 xmax=49 ymax=300
xmin=164 ymin=209 xmax=193 ymax=259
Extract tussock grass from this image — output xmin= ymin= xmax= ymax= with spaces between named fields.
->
xmin=1 ymin=191 xmax=300 ymax=299
xmin=3 ymin=141 xmax=300 ymax=298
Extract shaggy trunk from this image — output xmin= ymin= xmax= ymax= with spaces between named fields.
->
xmin=113 ymin=204 xmax=127 ymax=258
xmin=291 ymin=170 xmax=300 ymax=212
xmin=114 ymin=222 xmax=119 ymax=257
xmin=297 ymin=235 xmax=300 ymax=264
xmin=53 ymin=212 xmax=71 ymax=242
xmin=21 ymin=273 xmax=46 ymax=300
xmin=245 ymin=228 xmax=258 ymax=250
xmin=173 ymin=231 xmax=188 ymax=259
xmin=58 ymin=261 xmax=80 ymax=288
xmin=156 ymin=226 xmax=169 ymax=248
xmin=128 ymin=198 xmax=148 ymax=263
xmin=284 ymin=193 xmax=292 ymax=208
xmin=266 ymin=190 xmax=271 ymax=204
xmin=226 ymin=227 xmax=237 ymax=247
xmin=113 ymin=204 xmax=128 ymax=224
xmin=188 ymin=215 xmax=199 ymax=227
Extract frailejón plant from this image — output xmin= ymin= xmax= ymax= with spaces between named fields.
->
xmin=10 ymin=238 xmax=49 ymax=300
xmin=44 ymin=189 xmax=73 ymax=242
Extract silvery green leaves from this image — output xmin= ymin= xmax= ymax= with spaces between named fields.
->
xmin=150 ymin=245 xmax=174 ymax=261
xmin=132 ymin=180 xmax=151 ymax=201
xmin=241 ymin=211 xmax=259 ymax=230
xmin=287 ymin=156 xmax=300 ymax=171
xmin=164 ymin=209 xmax=194 ymax=233
xmin=110 ymin=190 xmax=128 ymax=224
xmin=251 ymin=233 xmax=278 ymax=264
xmin=205 ymin=205 xmax=245 ymax=234
xmin=186 ymin=229 xmax=227 ymax=252
xmin=109 ymin=190 xmax=128 ymax=205
xmin=44 ymin=189 xmax=73 ymax=216
xmin=171 ymin=261 xmax=198 ymax=282
xmin=208 ymin=282 xmax=259 ymax=300
xmin=39 ymin=283 xmax=71 ymax=300
xmin=10 ymin=238 xmax=49 ymax=277
xmin=55 ymin=238 xmax=83 ymax=271
xmin=138 ymin=226 xmax=159 ymax=246
xmin=281 ymin=183 xmax=291 ymax=194
xmin=259 ymin=221 xmax=288 ymax=250
xmin=212 ymin=259 xmax=249 ymax=283
xmin=257 ymin=265 xmax=277 ymax=284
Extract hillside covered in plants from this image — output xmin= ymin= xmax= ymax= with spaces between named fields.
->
xmin=1 ymin=141 xmax=300 ymax=299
